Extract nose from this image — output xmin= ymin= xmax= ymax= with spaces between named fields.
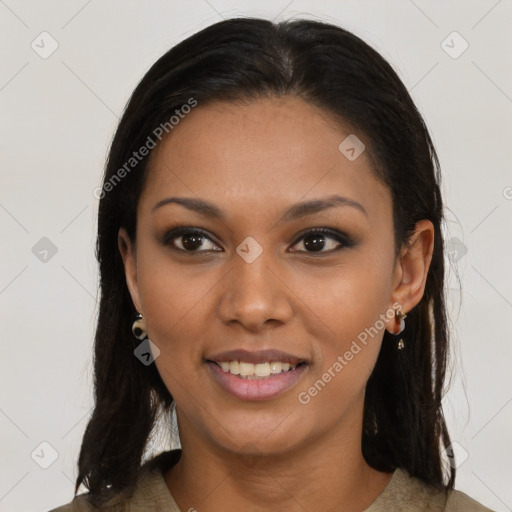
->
xmin=216 ymin=243 xmax=294 ymax=332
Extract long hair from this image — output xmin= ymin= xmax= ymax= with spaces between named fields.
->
xmin=75 ymin=17 xmax=454 ymax=506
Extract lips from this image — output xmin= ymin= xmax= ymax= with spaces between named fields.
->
xmin=206 ymin=348 xmax=308 ymax=366
xmin=206 ymin=360 xmax=309 ymax=401
xmin=205 ymin=348 xmax=310 ymax=401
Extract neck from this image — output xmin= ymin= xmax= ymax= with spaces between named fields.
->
xmin=164 ymin=405 xmax=393 ymax=511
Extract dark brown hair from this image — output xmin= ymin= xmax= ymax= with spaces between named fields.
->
xmin=74 ymin=17 xmax=454 ymax=506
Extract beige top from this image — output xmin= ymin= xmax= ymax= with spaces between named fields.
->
xmin=49 ymin=449 xmax=495 ymax=512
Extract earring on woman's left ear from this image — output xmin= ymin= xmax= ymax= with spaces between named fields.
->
xmin=395 ymin=310 xmax=407 ymax=350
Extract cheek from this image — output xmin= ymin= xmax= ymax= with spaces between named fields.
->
xmin=296 ymin=290 xmax=390 ymax=417
xmin=133 ymin=240 xmax=215 ymax=369
xmin=295 ymin=250 xmax=395 ymax=397
xmin=295 ymin=250 xmax=394 ymax=340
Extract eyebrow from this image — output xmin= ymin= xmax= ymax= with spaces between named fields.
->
xmin=151 ymin=194 xmax=368 ymax=221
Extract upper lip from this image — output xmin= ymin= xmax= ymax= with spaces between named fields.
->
xmin=206 ymin=349 xmax=308 ymax=366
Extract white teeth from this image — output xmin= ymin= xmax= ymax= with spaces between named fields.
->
xmin=215 ymin=360 xmax=299 ymax=378
xmin=239 ymin=362 xmax=254 ymax=376
xmin=255 ymin=363 xmax=270 ymax=377
xmin=270 ymin=362 xmax=282 ymax=374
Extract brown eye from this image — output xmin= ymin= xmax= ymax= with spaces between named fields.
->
xmin=163 ymin=227 xmax=222 ymax=253
xmin=289 ymin=228 xmax=353 ymax=254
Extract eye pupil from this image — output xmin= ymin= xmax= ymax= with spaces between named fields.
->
xmin=303 ymin=233 xmax=326 ymax=252
xmin=182 ymin=234 xmax=204 ymax=251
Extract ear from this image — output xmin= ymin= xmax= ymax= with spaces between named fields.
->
xmin=386 ymin=220 xmax=435 ymax=332
xmin=118 ymin=227 xmax=143 ymax=313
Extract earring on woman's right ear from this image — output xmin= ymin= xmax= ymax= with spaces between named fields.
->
xmin=132 ymin=313 xmax=147 ymax=340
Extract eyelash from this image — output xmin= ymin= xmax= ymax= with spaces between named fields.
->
xmin=162 ymin=226 xmax=354 ymax=255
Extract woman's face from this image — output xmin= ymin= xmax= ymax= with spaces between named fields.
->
xmin=119 ymin=96 xmax=413 ymax=457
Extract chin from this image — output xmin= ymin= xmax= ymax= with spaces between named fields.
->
xmin=207 ymin=417 xmax=306 ymax=458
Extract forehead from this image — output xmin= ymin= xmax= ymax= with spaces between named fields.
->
xmin=140 ymin=96 xmax=390 ymax=222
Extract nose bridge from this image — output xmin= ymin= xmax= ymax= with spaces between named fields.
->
xmin=232 ymin=234 xmax=275 ymax=300
xmin=239 ymin=246 xmax=269 ymax=284
xmin=217 ymin=234 xmax=292 ymax=328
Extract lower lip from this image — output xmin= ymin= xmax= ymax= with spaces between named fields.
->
xmin=206 ymin=362 xmax=309 ymax=401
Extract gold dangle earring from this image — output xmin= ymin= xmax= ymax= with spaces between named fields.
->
xmin=395 ymin=310 xmax=407 ymax=350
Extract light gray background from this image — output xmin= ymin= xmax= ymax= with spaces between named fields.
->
xmin=1 ymin=1 xmax=511 ymax=511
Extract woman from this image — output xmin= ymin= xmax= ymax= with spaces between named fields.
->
xmin=50 ymin=17 xmax=494 ymax=511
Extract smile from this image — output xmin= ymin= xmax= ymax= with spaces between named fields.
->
xmin=215 ymin=360 xmax=302 ymax=379
xmin=206 ymin=360 xmax=309 ymax=400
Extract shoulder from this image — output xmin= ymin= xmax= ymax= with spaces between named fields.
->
xmin=47 ymin=492 xmax=126 ymax=512
xmin=48 ymin=449 xmax=182 ymax=512
xmin=47 ymin=493 xmax=102 ymax=512
xmin=366 ymin=468 xmax=496 ymax=512
xmin=444 ymin=488 xmax=496 ymax=511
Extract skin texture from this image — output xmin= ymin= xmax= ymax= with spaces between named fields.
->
xmin=118 ymin=96 xmax=434 ymax=512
